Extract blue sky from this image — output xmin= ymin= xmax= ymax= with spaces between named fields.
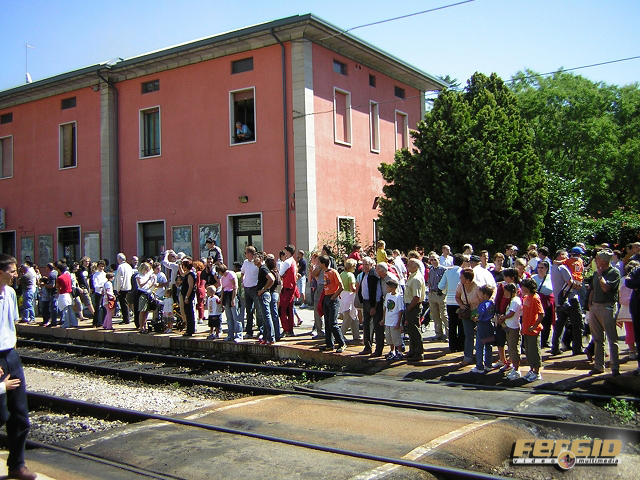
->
xmin=1 ymin=0 xmax=638 ymax=92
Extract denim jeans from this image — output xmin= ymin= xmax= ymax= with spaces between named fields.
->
xmin=323 ymin=295 xmax=346 ymax=349
xmin=223 ymin=291 xmax=242 ymax=340
xmin=475 ymin=333 xmax=493 ymax=369
xmin=22 ymin=290 xmax=35 ymax=322
xmin=257 ymin=291 xmax=274 ymax=342
xmin=462 ymin=318 xmax=475 ymax=362
xmin=60 ymin=305 xmax=78 ymax=328
xmin=244 ymin=286 xmax=261 ymax=336
xmin=0 ymin=350 xmax=30 ymax=470
xmin=270 ymin=291 xmax=281 ymax=341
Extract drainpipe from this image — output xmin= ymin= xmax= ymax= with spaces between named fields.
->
xmin=270 ymin=29 xmax=291 ymax=245
xmin=97 ymin=69 xmax=121 ymax=259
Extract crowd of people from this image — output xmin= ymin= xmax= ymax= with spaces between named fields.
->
xmin=11 ymin=237 xmax=640 ymax=381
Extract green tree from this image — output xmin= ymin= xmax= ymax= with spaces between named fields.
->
xmin=510 ymin=70 xmax=640 ymax=215
xmin=378 ymin=72 xmax=547 ymax=253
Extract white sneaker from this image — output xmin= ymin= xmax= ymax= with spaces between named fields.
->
xmin=470 ymin=366 xmax=485 ymax=374
xmin=492 ymin=361 xmax=504 ymax=369
xmin=506 ymin=369 xmax=521 ymax=380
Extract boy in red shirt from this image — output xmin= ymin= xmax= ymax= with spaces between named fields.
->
xmin=520 ymin=278 xmax=544 ymax=382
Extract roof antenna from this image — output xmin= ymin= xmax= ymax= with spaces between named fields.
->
xmin=25 ymin=44 xmax=35 ymax=83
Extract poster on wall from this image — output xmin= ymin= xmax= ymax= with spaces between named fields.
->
xmin=38 ymin=234 xmax=53 ymax=266
xmin=198 ymin=224 xmax=221 ymax=259
xmin=20 ymin=236 xmax=34 ymax=263
xmin=84 ymin=232 xmax=100 ymax=262
xmin=172 ymin=225 xmax=193 ymax=257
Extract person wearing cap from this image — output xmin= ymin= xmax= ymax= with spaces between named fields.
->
xmin=588 ymin=249 xmax=621 ymax=375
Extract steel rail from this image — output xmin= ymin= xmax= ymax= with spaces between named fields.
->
xmin=17 ymin=338 xmax=338 ymax=378
xmin=421 ymin=378 xmax=640 ymax=404
xmin=22 ymin=351 xmax=640 ymax=441
xmin=294 ymin=386 xmax=640 ymax=442
xmin=20 ymin=354 xmax=298 ymax=396
xmin=26 ymin=392 xmax=509 ymax=480
xmin=0 ymin=434 xmax=184 ymax=479
xmin=21 ymin=353 xmax=560 ymax=420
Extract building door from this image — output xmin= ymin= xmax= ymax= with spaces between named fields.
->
xmin=0 ymin=231 xmax=16 ymax=257
xmin=140 ymin=221 xmax=164 ymax=260
xmin=233 ymin=215 xmax=262 ymax=265
xmin=58 ymin=227 xmax=80 ymax=263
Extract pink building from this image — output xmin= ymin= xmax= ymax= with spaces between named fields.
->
xmin=0 ymin=15 xmax=444 ymax=265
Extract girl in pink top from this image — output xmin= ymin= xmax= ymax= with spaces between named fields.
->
xmin=216 ymin=264 xmax=242 ymax=342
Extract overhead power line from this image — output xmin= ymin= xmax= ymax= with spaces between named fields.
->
xmin=318 ymin=0 xmax=477 ymax=41
xmin=292 ymin=54 xmax=640 ymax=120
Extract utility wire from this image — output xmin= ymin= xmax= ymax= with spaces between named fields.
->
xmin=318 ymin=0 xmax=476 ymax=41
xmin=292 ymin=55 xmax=640 ymax=120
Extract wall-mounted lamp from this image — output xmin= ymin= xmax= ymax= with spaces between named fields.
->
xmin=64 ymin=211 xmax=73 ymax=218
xmin=238 ymin=196 xmax=249 ymax=203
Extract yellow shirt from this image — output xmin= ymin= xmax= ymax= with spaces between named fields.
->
xmin=404 ymin=271 xmax=426 ymax=304
xmin=376 ymin=248 xmax=388 ymax=264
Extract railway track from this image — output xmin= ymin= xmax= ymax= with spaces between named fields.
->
xmin=26 ymin=391 xmax=508 ymax=480
xmin=0 ymin=433 xmax=185 ymax=479
xmin=17 ymin=338 xmax=337 ymax=379
xmin=21 ymin=348 xmax=640 ymax=443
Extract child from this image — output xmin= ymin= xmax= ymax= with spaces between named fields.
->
xmin=619 ymin=261 xmax=638 ymax=359
xmin=470 ymin=285 xmax=496 ymax=373
xmin=520 ymin=278 xmax=544 ymax=382
xmin=499 ymin=283 xmax=523 ymax=379
xmin=376 ymin=240 xmax=387 ymax=265
xmin=101 ymin=272 xmax=116 ymax=330
xmin=381 ymin=278 xmax=404 ymax=360
xmin=163 ymin=287 xmax=175 ymax=334
xmin=206 ymin=286 xmax=223 ymax=339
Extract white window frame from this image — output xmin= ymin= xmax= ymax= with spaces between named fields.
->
xmin=56 ymin=225 xmax=82 ymax=262
xmin=226 ymin=212 xmax=263 ymax=264
xmin=136 ymin=219 xmax=166 ymax=258
xmin=139 ymin=106 xmax=161 ymax=159
xmin=394 ymin=110 xmax=409 ymax=150
xmin=229 ymin=87 xmax=257 ymax=146
xmin=369 ymin=101 xmax=380 ymax=153
xmin=0 ymin=135 xmax=14 ymax=180
xmin=333 ymin=87 xmax=352 ymax=146
xmin=59 ymin=121 xmax=78 ymax=170
xmin=337 ymin=216 xmax=356 ymax=243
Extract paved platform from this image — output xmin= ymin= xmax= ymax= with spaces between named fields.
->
xmin=16 ymin=308 xmax=640 ymax=395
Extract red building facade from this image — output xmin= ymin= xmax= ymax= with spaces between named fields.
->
xmin=0 ymin=15 xmax=444 ymax=265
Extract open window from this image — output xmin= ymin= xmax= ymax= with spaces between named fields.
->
xmin=140 ymin=107 xmax=161 ymax=158
xmin=230 ymin=88 xmax=255 ymax=144
xmin=59 ymin=122 xmax=77 ymax=169
xmin=0 ymin=136 xmax=13 ymax=179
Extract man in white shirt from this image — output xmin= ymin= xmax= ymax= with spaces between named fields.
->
xmin=0 ymin=254 xmax=37 ymax=480
xmin=439 ymin=245 xmax=453 ymax=268
xmin=241 ymin=246 xmax=261 ymax=338
xmin=470 ymin=255 xmax=497 ymax=289
xmin=113 ymin=253 xmax=133 ymax=324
